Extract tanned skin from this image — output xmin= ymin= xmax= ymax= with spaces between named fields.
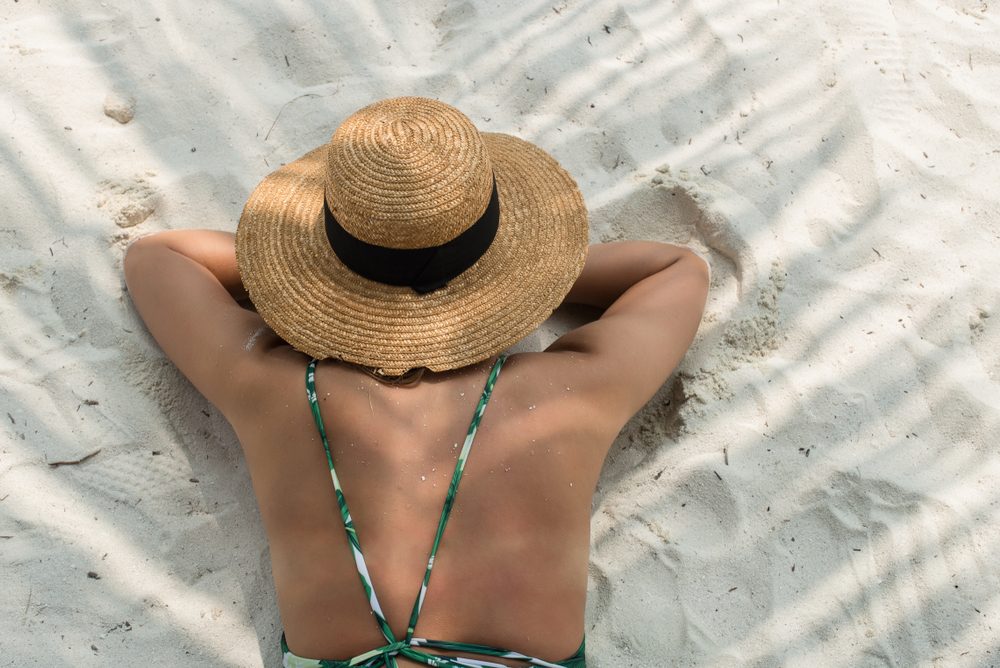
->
xmin=124 ymin=231 xmax=709 ymax=665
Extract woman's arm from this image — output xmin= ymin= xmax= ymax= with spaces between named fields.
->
xmin=129 ymin=230 xmax=249 ymax=300
xmin=547 ymin=241 xmax=710 ymax=427
xmin=123 ymin=230 xmax=281 ymax=420
xmin=562 ymin=241 xmax=698 ymax=309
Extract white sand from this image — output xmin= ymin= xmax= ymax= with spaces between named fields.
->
xmin=2 ymin=1 xmax=999 ymax=665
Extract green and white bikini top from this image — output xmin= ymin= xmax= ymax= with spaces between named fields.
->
xmin=281 ymin=353 xmax=586 ymax=668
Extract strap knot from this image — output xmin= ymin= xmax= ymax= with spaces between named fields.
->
xmin=349 ymin=640 xmax=409 ymax=666
xmin=382 ymin=641 xmax=408 ymax=654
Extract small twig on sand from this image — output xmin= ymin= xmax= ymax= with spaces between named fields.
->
xmin=48 ymin=449 xmax=101 ymax=468
xmin=265 ymin=94 xmax=321 ymax=141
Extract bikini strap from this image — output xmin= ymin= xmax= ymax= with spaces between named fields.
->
xmin=305 ymin=359 xmax=399 ymax=647
xmin=304 ymin=354 xmax=508 ymax=649
xmin=403 ymin=353 xmax=508 ymax=641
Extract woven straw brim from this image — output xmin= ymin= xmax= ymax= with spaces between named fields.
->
xmin=236 ymin=133 xmax=588 ymax=374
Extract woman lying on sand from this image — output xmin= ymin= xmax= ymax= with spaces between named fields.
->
xmin=123 ymin=96 xmax=709 ymax=667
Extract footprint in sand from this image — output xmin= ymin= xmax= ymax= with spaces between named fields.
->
xmin=818 ymin=0 xmax=912 ymax=134
xmin=666 ymin=465 xmax=741 ymax=554
xmin=588 ymin=461 xmax=743 ymax=660
xmin=97 ymin=174 xmax=160 ymax=229
xmin=602 ymin=6 xmax=647 ymax=66
xmin=432 ymin=1 xmax=477 ymax=44
xmin=590 ymin=169 xmax=786 ymax=412
xmin=69 ymin=447 xmax=190 ymax=507
xmin=773 ymin=470 xmax=981 ymax=644
xmin=968 ymin=307 xmax=999 ymax=381
xmin=588 ymin=130 xmax=636 ymax=176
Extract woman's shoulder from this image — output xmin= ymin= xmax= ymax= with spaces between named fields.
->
xmin=227 ymin=343 xmax=635 ymax=458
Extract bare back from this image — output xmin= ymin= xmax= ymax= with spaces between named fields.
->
xmin=229 ymin=348 xmax=621 ymax=664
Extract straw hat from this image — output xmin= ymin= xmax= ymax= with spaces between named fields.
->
xmin=235 ymin=96 xmax=588 ymax=374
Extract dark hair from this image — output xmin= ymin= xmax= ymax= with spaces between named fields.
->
xmin=353 ymin=363 xmax=426 ymax=387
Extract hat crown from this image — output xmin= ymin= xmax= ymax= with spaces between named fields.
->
xmin=324 ymin=97 xmax=494 ymax=250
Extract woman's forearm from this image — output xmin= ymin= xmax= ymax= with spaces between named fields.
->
xmin=126 ymin=230 xmax=248 ymax=301
xmin=563 ymin=241 xmax=698 ymax=310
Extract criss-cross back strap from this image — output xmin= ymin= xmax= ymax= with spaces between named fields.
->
xmin=306 ymin=361 xmax=398 ymax=646
xmin=305 ymin=354 xmax=508 ymax=656
xmin=402 ymin=354 xmax=507 ymax=641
